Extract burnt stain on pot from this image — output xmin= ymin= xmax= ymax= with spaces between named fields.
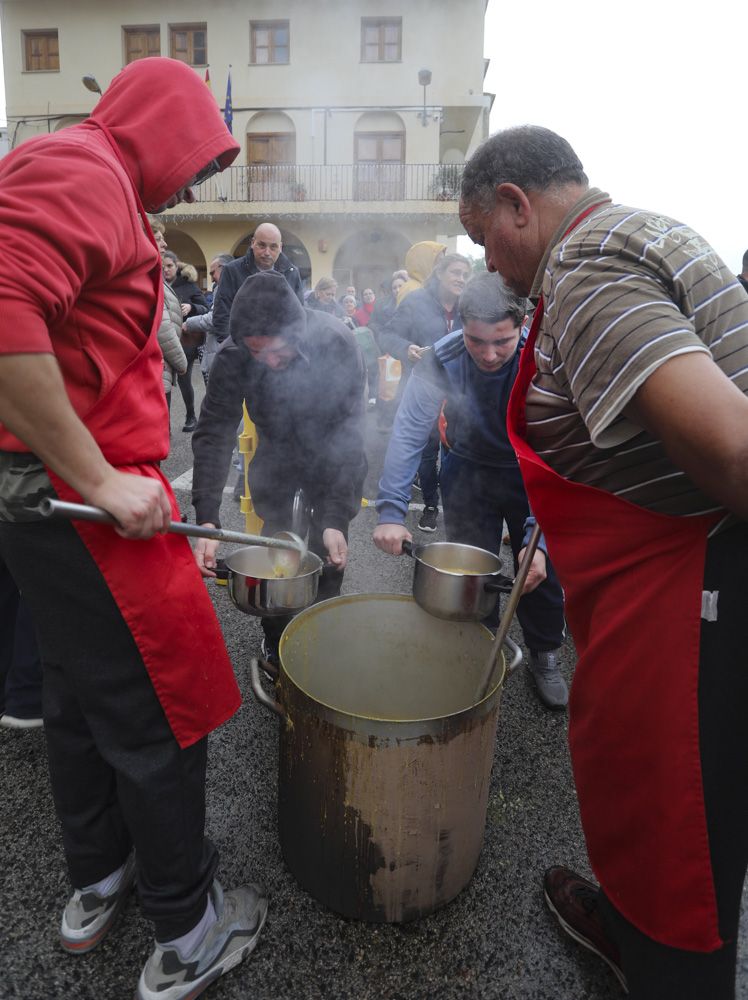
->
xmin=278 ymin=678 xmax=500 ymax=922
xmin=274 ymin=594 xmax=506 ymax=923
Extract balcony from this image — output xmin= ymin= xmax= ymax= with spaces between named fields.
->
xmin=187 ymin=162 xmax=464 ymax=210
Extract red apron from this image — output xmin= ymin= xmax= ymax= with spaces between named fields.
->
xmin=507 ymin=253 xmax=722 ymax=951
xmin=46 ymin=127 xmax=240 ymax=749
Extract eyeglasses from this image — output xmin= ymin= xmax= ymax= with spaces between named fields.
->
xmin=192 ymin=158 xmax=221 ymax=187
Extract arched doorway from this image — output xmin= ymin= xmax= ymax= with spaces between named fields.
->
xmin=233 ymin=226 xmax=312 ymax=289
xmin=333 ymin=228 xmax=410 ymax=298
xmin=163 ymin=230 xmax=208 ymax=291
xmin=246 ymin=111 xmax=296 ymax=200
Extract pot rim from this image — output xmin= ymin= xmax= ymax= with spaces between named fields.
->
xmin=278 ymin=593 xmax=507 ymax=723
xmin=224 ymin=545 xmax=324 ymax=582
xmin=412 ymin=540 xmax=505 ymax=578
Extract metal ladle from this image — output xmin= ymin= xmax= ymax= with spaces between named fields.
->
xmin=39 ymin=499 xmax=307 ymax=577
xmin=473 ymin=523 xmax=542 ymax=702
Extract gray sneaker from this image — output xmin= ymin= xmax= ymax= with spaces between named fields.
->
xmin=136 ymin=880 xmax=268 ymax=1000
xmin=528 ymin=650 xmax=568 ymax=709
xmin=60 ymin=853 xmax=136 ymax=954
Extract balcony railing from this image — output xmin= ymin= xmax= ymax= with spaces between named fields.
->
xmin=194 ymin=163 xmax=463 ymax=204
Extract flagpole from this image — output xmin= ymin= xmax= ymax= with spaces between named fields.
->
xmin=218 ymin=65 xmax=233 ymax=202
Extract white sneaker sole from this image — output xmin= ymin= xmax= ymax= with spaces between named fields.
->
xmin=544 ymin=887 xmax=628 ymax=993
xmin=135 ymin=895 xmax=268 ymax=1000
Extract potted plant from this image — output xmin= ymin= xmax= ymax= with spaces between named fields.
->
xmin=430 ymin=163 xmax=462 ymax=201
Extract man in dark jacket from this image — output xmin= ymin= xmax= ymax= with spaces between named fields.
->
xmin=211 ymin=222 xmax=303 ymax=341
xmin=378 ymin=253 xmax=472 ymax=532
xmin=192 ymin=270 xmax=367 ymax=662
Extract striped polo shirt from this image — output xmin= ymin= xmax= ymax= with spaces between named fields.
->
xmin=525 ymin=187 xmax=748 ymax=524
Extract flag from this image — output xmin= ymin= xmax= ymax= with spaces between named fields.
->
xmin=204 ymin=67 xmax=211 ymax=90
xmin=223 ymin=68 xmax=233 ymax=134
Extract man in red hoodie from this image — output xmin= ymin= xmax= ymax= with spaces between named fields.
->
xmin=0 ymin=58 xmax=267 ymax=1000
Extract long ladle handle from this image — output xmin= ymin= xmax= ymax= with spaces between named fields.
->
xmin=39 ymin=498 xmax=302 ymax=552
xmin=474 ymin=523 xmax=542 ymax=702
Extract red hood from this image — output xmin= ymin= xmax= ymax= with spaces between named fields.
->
xmin=87 ymin=57 xmax=239 ymax=212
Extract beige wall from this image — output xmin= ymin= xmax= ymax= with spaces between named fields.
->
xmin=2 ymin=0 xmax=489 ymax=158
xmin=1 ymin=0 xmax=485 ymax=281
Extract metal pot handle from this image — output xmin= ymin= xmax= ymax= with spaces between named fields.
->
xmin=249 ymin=658 xmax=286 ymax=719
xmin=484 ymin=574 xmax=514 ymax=594
xmin=502 ymin=636 xmax=523 ymax=678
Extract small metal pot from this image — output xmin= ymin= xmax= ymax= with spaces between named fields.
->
xmin=403 ymin=540 xmax=513 ymax=622
xmin=217 ymin=545 xmax=323 ymax=617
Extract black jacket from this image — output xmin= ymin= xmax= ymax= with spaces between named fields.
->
xmin=170 ymin=273 xmax=209 ymax=316
xmin=377 ymin=276 xmax=453 ymax=377
xmin=211 ymin=248 xmax=304 ymax=341
xmin=192 ymin=272 xmax=367 ymax=530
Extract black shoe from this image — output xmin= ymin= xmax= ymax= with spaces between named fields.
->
xmin=260 ymin=637 xmax=279 ymax=668
xmin=417 ymin=506 xmax=438 ymax=532
xmin=182 ymin=417 xmax=197 ymax=433
xmin=543 ymin=867 xmax=628 ymax=992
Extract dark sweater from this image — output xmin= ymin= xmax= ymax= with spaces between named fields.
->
xmin=211 ymin=248 xmax=304 ymax=341
xmin=377 ymin=277 xmax=454 ymax=377
xmin=192 ymin=277 xmax=367 ymax=529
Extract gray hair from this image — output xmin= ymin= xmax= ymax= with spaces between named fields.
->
xmin=314 ymin=276 xmax=337 ymax=293
xmin=458 ymin=272 xmax=526 ymax=328
xmin=213 ymin=252 xmax=234 ymax=266
xmin=461 ymin=125 xmax=588 ymax=212
xmin=434 ymin=252 xmax=473 ymax=277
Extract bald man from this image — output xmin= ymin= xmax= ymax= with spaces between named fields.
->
xmin=212 ymin=221 xmax=304 ymax=341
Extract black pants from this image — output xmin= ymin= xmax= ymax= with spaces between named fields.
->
xmin=0 ymin=557 xmax=42 ymax=717
xmin=261 ymin=516 xmax=346 ymax=646
xmin=417 ymin=422 xmax=441 ymax=509
xmin=0 ymin=520 xmax=217 ymax=941
xmin=439 ymin=453 xmax=565 ymax=650
xmin=598 ymin=522 xmax=748 ymax=999
xmin=177 ymin=345 xmax=199 ymax=422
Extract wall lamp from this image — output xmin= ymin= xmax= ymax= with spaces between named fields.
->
xmin=417 ymin=68 xmax=432 ymax=126
xmin=81 ymin=75 xmax=102 ymax=95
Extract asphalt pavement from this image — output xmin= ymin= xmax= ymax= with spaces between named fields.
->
xmin=1 ymin=374 xmax=746 ymax=1000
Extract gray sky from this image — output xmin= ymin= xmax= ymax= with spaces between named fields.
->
xmin=1 ymin=4 xmax=744 ymax=271
xmin=481 ymin=0 xmax=746 ymax=272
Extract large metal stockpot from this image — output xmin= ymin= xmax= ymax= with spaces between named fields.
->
xmin=403 ymin=540 xmax=514 ymax=622
xmin=250 ymin=593 xmax=521 ymax=923
xmin=220 ymin=546 xmax=323 ymax=617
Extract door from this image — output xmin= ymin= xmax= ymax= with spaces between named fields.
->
xmin=354 ymin=132 xmax=405 ymax=200
xmin=247 ymin=133 xmax=296 ymax=200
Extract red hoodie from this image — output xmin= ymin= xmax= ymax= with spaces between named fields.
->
xmin=0 ymin=57 xmax=239 ymax=452
xmin=0 ymin=59 xmax=242 ymax=749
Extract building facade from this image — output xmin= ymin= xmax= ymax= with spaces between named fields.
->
xmin=1 ymin=0 xmax=492 ymax=291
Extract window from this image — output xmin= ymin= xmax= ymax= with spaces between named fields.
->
xmin=361 ymin=18 xmax=401 ymax=62
xmin=23 ymin=29 xmax=59 ymax=72
xmin=250 ymin=20 xmax=289 ymax=64
xmin=124 ymin=26 xmax=160 ymax=64
xmin=170 ymin=24 xmax=207 ymax=66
